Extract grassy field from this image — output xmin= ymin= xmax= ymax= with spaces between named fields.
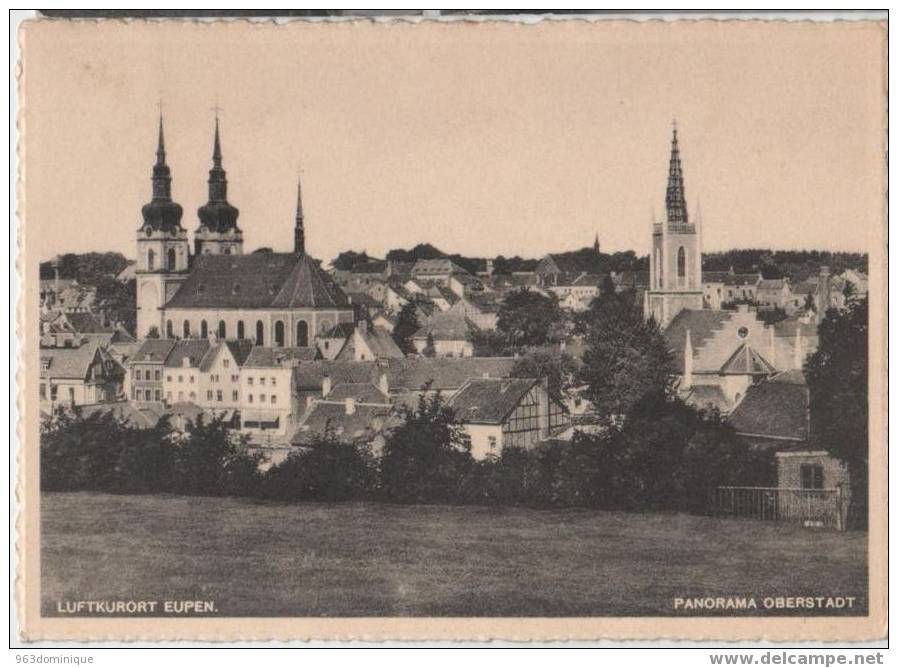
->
xmin=41 ymin=492 xmax=867 ymax=617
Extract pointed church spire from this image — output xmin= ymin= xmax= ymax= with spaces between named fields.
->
xmin=156 ymin=113 xmax=166 ymax=166
xmin=151 ymin=113 xmax=172 ymax=201
xmin=142 ymin=114 xmax=183 ymax=231
xmin=196 ymin=111 xmax=240 ymax=247
xmin=212 ymin=113 xmax=222 ymax=167
xmin=207 ymin=113 xmax=227 ymax=202
xmin=294 ymin=173 xmax=305 ymax=255
xmin=665 ymin=120 xmax=689 ymax=225
xmin=593 ymin=233 xmax=601 ymax=253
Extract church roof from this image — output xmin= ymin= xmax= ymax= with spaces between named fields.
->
xmin=663 ymin=309 xmax=732 ymax=373
xmin=719 ymin=343 xmax=776 ymax=376
xmin=164 ymin=253 xmax=350 ymax=310
xmin=728 ymin=371 xmax=808 ymax=442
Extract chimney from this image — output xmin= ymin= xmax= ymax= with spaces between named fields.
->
xmin=378 ymin=372 xmax=389 ymax=396
xmin=345 ymin=397 xmax=356 ymax=415
xmin=683 ymin=329 xmax=693 ymax=389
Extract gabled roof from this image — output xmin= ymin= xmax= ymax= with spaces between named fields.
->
xmin=719 ymin=343 xmax=776 ymax=376
xmin=322 ymin=322 xmax=356 ymax=339
xmin=358 ymin=326 xmax=405 ymax=359
xmin=757 ymin=278 xmax=788 ymax=290
xmin=65 ymin=312 xmax=113 ymax=334
xmin=663 ymin=309 xmax=732 ymax=372
xmin=224 ymin=339 xmax=256 ymax=367
xmin=411 ymin=258 xmax=466 ymax=275
xmin=728 ymin=371 xmax=809 ymax=442
xmin=684 ymin=385 xmax=731 ymax=413
xmin=326 ymin=382 xmax=390 ymax=404
xmin=40 ymin=342 xmax=103 ymax=380
xmin=292 ymin=402 xmax=396 ymax=445
xmin=163 ymin=339 xmax=212 ymax=369
xmin=131 ymin=338 xmax=177 ymax=364
xmin=244 ymin=346 xmax=319 ymax=368
xmin=449 ymin=377 xmax=539 ymax=424
xmin=78 ymin=401 xmax=158 ymax=429
xmin=351 ymin=260 xmax=388 ymax=274
xmin=165 ymin=253 xmax=350 ymax=310
xmin=412 ymin=312 xmax=478 ymax=341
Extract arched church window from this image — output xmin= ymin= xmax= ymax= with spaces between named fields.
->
xmin=296 ymin=320 xmax=309 ymax=347
xmin=200 ymin=320 xmax=209 ymax=338
xmin=166 ymin=320 xmax=173 ymax=338
xmin=237 ymin=321 xmax=245 ymax=340
xmin=218 ymin=321 xmax=226 ymax=339
xmin=147 ymin=249 xmax=155 ymax=271
xmin=677 ymin=247 xmax=686 ymax=279
xmin=167 ymin=248 xmax=176 ymax=271
xmin=255 ymin=321 xmax=264 ymax=346
xmin=274 ymin=321 xmax=285 ymax=347
xmin=183 ymin=320 xmax=191 ymax=338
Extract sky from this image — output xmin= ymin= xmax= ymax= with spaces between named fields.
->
xmin=22 ymin=19 xmax=885 ymax=264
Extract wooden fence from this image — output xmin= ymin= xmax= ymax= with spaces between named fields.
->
xmin=711 ymin=486 xmax=845 ymax=530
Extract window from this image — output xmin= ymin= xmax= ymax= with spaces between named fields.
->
xmin=147 ymin=249 xmax=155 ymax=271
xmin=155 ymin=370 xmax=161 ymax=381
xmin=248 ymin=393 xmax=253 ymax=403
xmin=237 ymin=321 xmax=245 ymax=339
xmin=135 ymin=369 xmax=141 ymax=381
xmin=178 ymin=375 xmax=183 ymax=383
xmin=260 ymin=377 xmax=266 ymax=387
xmin=223 ymin=359 xmax=230 ymax=369
xmin=271 ymin=395 xmax=277 ymax=405
xmin=167 ymin=375 xmax=172 ymax=382
xmin=296 ymin=320 xmax=309 ymax=347
xmin=166 ymin=391 xmax=172 ymax=400
xmin=207 ymin=390 xmax=213 ymax=401
xmin=51 ymin=385 xmax=58 ymax=401
xmin=200 ymin=320 xmax=208 ymax=339
xmin=488 ymin=436 xmax=497 ymax=451
xmin=189 ymin=392 xmax=196 ymax=401
xmin=800 ymin=464 xmax=824 ymax=490
xmin=39 ymin=383 xmax=47 ymax=400
xmin=135 ymin=389 xmax=142 ymax=402
xmin=232 ymin=390 xmax=238 ymax=401
xmin=231 ymin=374 xmax=239 ymax=383
xmin=248 ymin=376 xmax=254 ymax=386
xmin=274 ymin=321 xmax=285 ymax=347
xmin=166 ymin=320 xmax=174 ymax=338
xmin=218 ymin=320 xmax=226 ymax=339
xmin=189 ymin=375 xmax=195 ymax=383
xmin=271 ymin=377 xmax=276 ymax=386
xmin=260 ymin=394 xmax=266 ymax=403
xmin=737 ymin=326 xmax=749 ymax=339
xmin=183 ymin=320 xmax=191 ymax=338
xmin=167 ymin=248 xmax=176 ymax=271
xmin=216 ymin=390 xmax=223 ymax=402
xmin=155 ymin=390 xmax=161 ymax=401
xmin=256 ymin=321 xmax=264 ymax=345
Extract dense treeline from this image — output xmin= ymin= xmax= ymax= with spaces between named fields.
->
xmin=39 ymin=252 xmax=131 ymax=285
xmin=702 ymin=249 xmax=868 ymax=281
xmin=41 ymin=391 xmax=773 ymax=514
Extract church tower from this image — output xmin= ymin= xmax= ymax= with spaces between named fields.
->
xmin=136 ymin=115 xmax=190 ymax=338
xmin=294 ymin=174 xmax=305 ymax=254
xmin=645 ymin=123 xmax=703 ymax=327
xmin=194 ymin=116 xmax=243 ymax=256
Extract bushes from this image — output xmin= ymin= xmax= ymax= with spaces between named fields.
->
xmin=41 ymin=395 xmax=774 ymax=516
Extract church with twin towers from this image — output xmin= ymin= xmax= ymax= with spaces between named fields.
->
xmin=135 ymin=115 xmax=354 ymax=344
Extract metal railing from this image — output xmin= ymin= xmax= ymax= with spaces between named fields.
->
xmin=711 ymin=486 xmax=845 ymax=530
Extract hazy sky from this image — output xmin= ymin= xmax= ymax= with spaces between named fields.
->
xmin=23 ymin=19 xmax=885 ymax=263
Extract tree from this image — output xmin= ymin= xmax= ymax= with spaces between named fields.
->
xmin=172 ymin=416 xmax=261 ymax=496
xmin=496 ymin=289 xmax=563 ymax=347
xmin=146 ymin=326 xmax=160 ymax=339
xmin=392 ymin=302 xmax=420 ymax=354
xmin=511 ymin=350 xmax=577 ymax=398
xmin=380 ymin=391 xmax=471 ymax=503
xmin=578 ymin=288 xmax=674 ymax=423
xmin=805 ymin=297 xmax=868 ymax=529
xmin=331 ymin=250 xmax=371 ymax=271
xmin=96 ymin=276 xmax=136 ymax=334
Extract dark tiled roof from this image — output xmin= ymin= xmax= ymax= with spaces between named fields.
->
xmin=412 ymin=312 xmax=478 ymax=341
xmin=224 ymin=339 xmax=256 ymax=367
xmin=684 ymin=385 xmax=730 ymax=413
xmin=326 ymin=382 xmax=390 ymax=404
xmin=728 ymin=372 xmax=809 ymax=441
xmin=719 ymin=344 xmax=776 ymax=376
xmin=449 ymin=377 xmax=538 ymax=424
xmin=78 ymin=401 xmax=158 ymax=429
xmin=757 ymin=278 xmax=788 ymax=290
xmin=292 ymin=402 xmax=396 ymax=445
xmin=663 ymin=309 xmax=732 ymax=373
xmin=165 ymin=253 xmax=349 ymax=310
xmin=412 ymin=258 xmax=467 ymax=275
xmin=132 ymin=339 xmax=177 ymax=364
xmin=163 ymin=339 xmax=212 ymax=369
xmin=358 ymin=326 xmax=405 ymax=359
xmin=65 ymin=312 xmax=113 ymax=334
xmin=351 ymin=260 xmax=388 ymax=274
xmin=40 ymin=342 xmax=102 ymax=380
xmin=244 ymin=346 xmax=319 ymax=368
xmin=322 ymin=322 xmax=356 ymax=339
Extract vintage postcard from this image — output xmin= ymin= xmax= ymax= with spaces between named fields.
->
xmin=14 ymin=15 xmax=887 ymax=642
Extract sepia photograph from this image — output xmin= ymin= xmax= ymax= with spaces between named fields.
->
xmin=13 ymin=11 xmax=887 ymax=643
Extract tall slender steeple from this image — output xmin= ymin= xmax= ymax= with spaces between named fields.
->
xmin=294 ymin=174 xmax=305 ymax=255
xmin=665 ymin=121 xmax=689 ymax=225
xmin=195 ymin=113 xmax=242 ymax=255
xmin=141 ymin=114 xmax=183 ymax=231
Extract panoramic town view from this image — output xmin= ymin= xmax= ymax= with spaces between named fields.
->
xmin=36 ymin=112 xmax=870 ymax=617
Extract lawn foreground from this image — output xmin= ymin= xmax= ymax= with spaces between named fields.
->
xmin=41 ymin=492 xmax=868 ymax=617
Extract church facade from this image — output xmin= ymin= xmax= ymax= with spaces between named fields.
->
xmin=135 ymin=117 xmax=354 ymax=345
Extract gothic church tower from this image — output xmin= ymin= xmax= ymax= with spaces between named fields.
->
xmin=645 ymin=123 xmax=703 ymax=327
xmin=194 ymin=116 xmax=244 ymax=256
xmin=136 ymin=116 xmax=190 ymax=338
